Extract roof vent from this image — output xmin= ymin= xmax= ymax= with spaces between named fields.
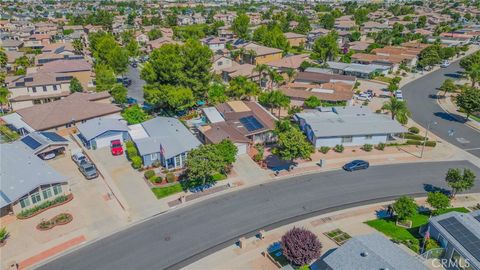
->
xmin=360 ymin=251 xmax=368 ymax=257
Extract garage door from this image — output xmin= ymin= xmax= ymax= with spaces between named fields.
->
xmin=235 ymin=143 xmax=247 ymax=155
xmin=94 ymin=134 xmax=123 ymax=149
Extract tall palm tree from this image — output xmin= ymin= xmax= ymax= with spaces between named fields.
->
xmin=467 ymin=63 xmax=480 ymax=87
xmin=381 ymin=97 xmax=411 ymax=125
xmin=0 ymin=87 xmax=10 ymax=114
xmin=253 ymin=64 xmax=269 ymax=88
xmin=267 ymin=68 xmax=284 ymax=90
xmin=285 ymin=68 xmax=296 ymax=83
xmin=246 ymin=49 xmax=257 ymax=65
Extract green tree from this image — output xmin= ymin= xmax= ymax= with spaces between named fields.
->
xmin=439 ymin=78 xmax=457 ymax=96
xmin=0 ymin=48 xmax=6 ymax=68
xmin=312 ymin=31 xmax=339 ymax=63
xmin=273 ymin=123 xmax=314 ymax=161
xmin=267 ymin=68 xmax=284 ymax=89
xmin=253 ymin=63 xmax=269 ymax=86
xmin=304 ymin=96 xmax=321 ymax=108
xmin=258 ymin=90 xmax=290 ymax=117
xmin=165 ymin=85 xmax=195 ymax=112
xmin=95 ymin=64 xmax=116 ymax=92
xmin=460 ymin=51 xmax=480 ymax=72
xmin=226 ymin=76 xmax=260 ymax=100
xmin=232 ymin=13 xmax=250 ymax=39
xmin=148 ymin=28 xmax=163 ymax=40
xmin=319 ymin=13 xmax=335 ymax=29
xmin=426 ymin=192 xmax=450 ymax=214
xmin=72 ymin=39 xmax=84 ymax=55
xmin=121 ymin=104 xmax=149 ymax=124
xmin=252 ymin=24 xmax=289 ymax=51
xmin=393 ymin=196 xmax=418 ymax=221
xmin=455 ymin=87 xmax=480 ymax=120
xmin=417 ymin=15 xmax=427 ymax=28
xmin=349 ymin=31 xmax=361 ymax=42
xmin=126 ymin=39 xmax=139 ymax=58
xmin=381 ymin=97 xmax=411 ymax=125
xmin=107 ymin=46 xmax=129 ymax=75
xmin=69 ymin=77 xmax=83 ymax=93
xmin=466 ymin=63 xmax=480 ymax=87
xmin=111 ymin=84 xmax=128 ymax=104
xmin=207 ymin=83 xmax=228 ymax=105
xmin=294 ymin=15 xmax=311 ymax=35
xmin=445 ymin=168 xmax=476 ymax=197
xmin=0 ymin=86 xmax=10 ymax=113
xmin=354 ymin=8 xmax=369 ymax=25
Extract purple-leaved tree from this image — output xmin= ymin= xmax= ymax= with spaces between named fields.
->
xmin=281 ymin=227 xmax=322 ymax=266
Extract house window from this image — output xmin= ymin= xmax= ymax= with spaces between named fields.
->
xmin=42 ymin=187 xmax=53 ymax=199
xmin=66 ymin=123 xmax=72 ymax=128
xmin=52 ymin=184 xmax=62 ymax=195
xmin=218 ymin=61 xmax=223 ymax=66
xmin=43 ymin=86 xmax=47 ymax=92
xmin=365 ymin=135 xmax=373 ymax=140
xmin=32 ymin=87 xmax=37 ymax=93
xmin=175 ymin=155 xmax=181 ymax=167
xmin=341 ymin=136 xmax=353 ymax=143
xmin=53 ymin=85 xmax=58 ymax=91
xmin=31 ymin=192 xmax=42 ymax=204
xmin=151 ymin=153 xmax=157 ymax=160
xmin=19 ymin=196 xmax=31 ymax=208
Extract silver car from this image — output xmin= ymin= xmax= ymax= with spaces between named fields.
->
xmin=78 ymin=161 xmax=98 ymax=180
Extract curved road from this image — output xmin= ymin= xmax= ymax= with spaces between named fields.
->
xmin=402 ymin=59 xmax=480 ymax=157
xmin=40 ymin=161 xmax=480 ymax=270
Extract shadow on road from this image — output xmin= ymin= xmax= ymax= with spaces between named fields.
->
xmin=423 ymin=183 xmax=451 ymax=196
xmin=444 ymin=73 xmax=463 ymax=79
xmin=433 ymin=111 xmax=466 ymax=123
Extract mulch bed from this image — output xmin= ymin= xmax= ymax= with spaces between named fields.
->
xmin=36 ymin=213 xmax=73 ymax=231
xmin=18 ymin=194 xmax=74 ymax=220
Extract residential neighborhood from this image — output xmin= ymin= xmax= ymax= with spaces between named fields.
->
xmin=0 ymin=0 xmax=480 ymax=269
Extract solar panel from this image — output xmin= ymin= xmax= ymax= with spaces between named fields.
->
xmin=438 ymin=217 xmax=480 ymax=261
xmin=40 ymin=132 xmax=68 ymax=142
xmin=239 ymin=116 xmax=264 ymax=132
xmin=21 ymin=136 xmax=41 ymax=150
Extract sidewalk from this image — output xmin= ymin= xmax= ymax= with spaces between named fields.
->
xmin=186 ymin=193 xmax=480 ymax=270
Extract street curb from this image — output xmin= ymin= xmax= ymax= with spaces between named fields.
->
xmin=436 ymin=93 xmax=480 ymax=132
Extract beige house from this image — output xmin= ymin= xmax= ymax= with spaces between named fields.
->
xmin=7 ymin=72 xmax=71 ymax=110
xmin=39 ymin=59 xmax=93 ymax=89
xmin=284 ymin=32 xmax=307 ymax=47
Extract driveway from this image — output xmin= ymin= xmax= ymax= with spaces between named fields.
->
xmin=126 ymin=66 xmax=145 ymax=103
xmin=39 ymin=160 xmax=480 ymax=270
xmin=87 ymin=147 xmax=161 ymax=219
xmin=402 ymin=58 xmax=480 ymax=157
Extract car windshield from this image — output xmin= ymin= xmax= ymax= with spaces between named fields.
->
xmin=85 ymin=166 xmax=95 ymax=172
xmin=112 ymin=143 xmax=121 ymax=147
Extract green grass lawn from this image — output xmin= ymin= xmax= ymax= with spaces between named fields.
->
xmin=151 ymin=183 xmax=183 ymax=199
xmin=365 ymin=207 xmax=469 ymax=252
xmin=469 ymin=114 xmax=480 ymax=123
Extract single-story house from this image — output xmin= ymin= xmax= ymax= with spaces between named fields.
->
xmin=311 ymin=233 xmax=427 ymax=270
xmin=129 ymin=117 xmax=202 ymax=169
xmin=295 ymin=106 xmax=407 ymax=148
xmin=295 ymin=71 xmax=356 ymax=85
xmin=427 ymin=211 xmax=480 ymax=270
xmin=280 ymin=82 xmax=354 ymax=106
xmin=77 ymin=117 xmax=129 ymax=149
xmin=326 ymin=61 xmax=390 ymax=78
xmin=0 ymin=142 xmax=69 ymax=216
xmin=19 ymin=131 xmax=69 ymax=160
xmin=1 ymin=92 xmax=121 ymax=134
xmin=198 ymin=101 xmax=277 ymax=155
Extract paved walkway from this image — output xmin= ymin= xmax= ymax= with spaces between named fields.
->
xmin=186 ymin=193 xmax=480 ymax=270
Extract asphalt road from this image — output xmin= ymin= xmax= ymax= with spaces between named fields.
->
xmin=402 ymin=60 xmax=480 ymax=157
xmin=126 ymin=66 xmax=145 ymax=103
xmin=39 ymin=161 xmax=480 ymax=270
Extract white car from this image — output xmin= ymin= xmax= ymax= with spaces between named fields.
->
xmin=440 ymin=60 xmax=450 ymax=68
xmin=395 ymin=91 xmax=404 ymax=100
xmin=357 ymin=93 xmax=372 ymax=101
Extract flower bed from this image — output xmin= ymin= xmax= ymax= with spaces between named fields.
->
xmin=324 ymin=229 xmax=351 ymax=245
xmin=17 ymin=194 xmax=73 ymax=219
xmin=36 ymin=213 xmax=73 ymax=231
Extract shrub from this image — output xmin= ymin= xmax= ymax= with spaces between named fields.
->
xmin=408 ymin=126 xmax=420 ymax=134
xmin=131 ymin=156 xmax=142 ymax=169
xmin=125 ymin=140 xmax=134 ymax=148
xmin=393 ymin=196 xmax=418 ymax=221
xmin=144 ymin=170 xmax=155 ymax=179
xmin=425 ymin=141 xmax=437 ymax=147
xmin=126 ymin=146 xmax=138 ymax=158
xmin=376 ymin=143 xmax=385 ymax=151
xmin=319 ymin=146 xmax=330 ymax=154
xmin=362 ymin=144 xmax=373 ymax=152
xmin=406 ymin=140 xmax=436 ymax=147
xmin=401 ymin=239 xmax=420 ymax=253
xmin=0 ymin=227 xmax=8 ymax=242
xmin=17 ymin=195 xmax=69 ymax=218
xmin=211 ymin=173 xmax=227 ymax=181
xmin=165 ymin=172 xmax=176 ymax=183
xmin=424 ymin=239 xmax=440 ymax=251
xmin=281 ymin=227 xmax=322 ymax=266
xmin=402 ymin=133 xmax=424 ymax=140
xmin=334 ymin=144 xmax=344 ymax=153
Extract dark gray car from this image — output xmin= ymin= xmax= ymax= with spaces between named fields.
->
xmin=78 ymin=161 xmax=98 ymax=179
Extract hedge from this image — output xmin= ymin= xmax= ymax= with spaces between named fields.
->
xmin=131 ymin=156 xmax=143 ymax=169
xmin=406 ymin=140 xmax=437 ymax=147
xmin=362 ymin=144 xmax=373 ymax=152
xmin=17 ymin=195 xmax=70 ymax=219
xmin=408 ymin=127 xmax=420 ymax=134
xmin=401 ymin=133 xmax=424 ymax=140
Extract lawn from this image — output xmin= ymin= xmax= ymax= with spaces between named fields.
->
xmin=151 ymin=183 xmax=184 ymax=199
xmin=365 ymin=207 xmax=469 ymax=252
xmin=372 ymin=76 xmax=393 ymax=84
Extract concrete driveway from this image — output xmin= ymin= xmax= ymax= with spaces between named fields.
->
xmin=86 ymin=147 xmax=163 ymax=220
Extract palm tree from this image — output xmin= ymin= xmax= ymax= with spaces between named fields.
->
xmin=0 ymin=87 xmax=10 ymax=114
xmin=267 ymin=68 xmax=284 ymax=90
xmin=466 ymin=63 xmax=480 ymax=87
xmin=246 ymin=49 xmax=257 ymax=64
xmin=253 ymin=64 xmax=269 ymax=88
xmin=439 ymin=78 xmax=457 ymax=97
xmin=72 ymin=39 xmax=84 ymax=55
xmin=285 ymin=68 xmax=297 ymax=83
xmin=381 ymin=97 xmax=411 ymax=125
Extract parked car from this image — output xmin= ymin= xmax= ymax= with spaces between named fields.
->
xmin=357 ymin=93 xmax=372 ymax=101
xmin=126 ymin=97 xmax=138 ymax=105
xmin=343 ymin=160 xmax=370 ymax=171
xmin=130 ymin=61 xmax=138 ymax=68
xmin=440 ymin=60 xmax=450 ymax=68
xmin=78 ymin=161 xmax=98 ymax=179
xmin=395 ymin=90 xmax=403 ymax=100
xmin=71 ymin=149 xmax=88 ymax=166
xmin=122 ymin=78 xmax=132 ymax=87
xmin=110 ymin=140 xmax=124 ymax=156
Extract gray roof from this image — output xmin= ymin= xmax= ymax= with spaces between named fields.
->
xmin=134 ymin=117 xmax=202 ymax=158
xmin=317 ymin=233 xmax=427 ymax=270
xmin=326 ymin=61 xmax=391 ymax=74
xmin=429 ymin=211 xmax=480 ymax=267
xmin=202 ymin=107 xmax=225 ymax=123
xmin=1 ymin=113 xmax=34 ymax=133
xmin=20 ymin=131 xmax=68 ymax=155
xmin=0 ymin=142 xmax=68 ymax=208
xmin=77 ymin=117 xmax=128 ymax=141
xmin=295 ymin=106 xmax=407 ymax=138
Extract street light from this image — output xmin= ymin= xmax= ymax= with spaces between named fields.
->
xmin=420 ymin=120 xmax=437 ymax=158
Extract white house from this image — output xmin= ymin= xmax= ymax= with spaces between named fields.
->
xmin=77 ymin=117 xmax=129 ymax=149
xmin=295 ymin=106 xmax=407 ymax=148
